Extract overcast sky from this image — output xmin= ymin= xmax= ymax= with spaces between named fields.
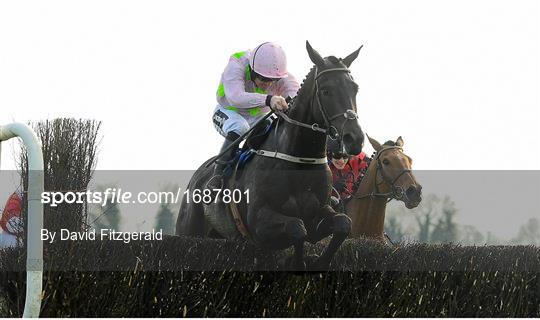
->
xmin=1 ymin=0 xmax=538 ymax=170
xmin=0 ymin=1 xmax=539 ymax=239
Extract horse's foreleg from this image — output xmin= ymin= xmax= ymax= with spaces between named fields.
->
xmin=250 ymin=205 xmax=307 ymax=270
xmin=176 ymin=197 xmax=205 ymax=237
xmin=292 ymin=241 xmax=305 ymax=271
xmin=309 ymin=205 xmax=351 ymax=269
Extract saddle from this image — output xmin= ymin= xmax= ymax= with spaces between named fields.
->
xmin=223 ymin=116 xmax=276 ymax=178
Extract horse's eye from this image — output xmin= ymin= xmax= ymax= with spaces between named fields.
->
xmin=383 ymin=159 xmax=390 ymax=165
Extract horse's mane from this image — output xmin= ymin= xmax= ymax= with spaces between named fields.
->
xmin=291 ymin=65 xmax=316 ymax=107
xmin=383 ymin=140 xmax=397 ymax=146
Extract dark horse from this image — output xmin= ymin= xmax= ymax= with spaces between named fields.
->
xmin=176 ymin=42 xmax=364 ymax=270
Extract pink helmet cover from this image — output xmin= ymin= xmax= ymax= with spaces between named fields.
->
xmin=249 ymin=42 xmax=288 ymax=79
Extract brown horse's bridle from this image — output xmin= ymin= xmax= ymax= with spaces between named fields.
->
xmin=355 ymin=146 xmax=412 ymax=202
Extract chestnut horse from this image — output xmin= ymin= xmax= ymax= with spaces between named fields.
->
xmin=346 ymin=135 xmax=422 ymax=241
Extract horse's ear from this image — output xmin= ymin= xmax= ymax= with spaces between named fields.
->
xmin=366 ymin=133 xmax=382 ymax=152
xmin=342 ymin=45 xmax=363 ymax=68
xmin=306 ymin=41 xmax=325 ymax=66
xmin=396 ymin=136 xmax=404 ymax=147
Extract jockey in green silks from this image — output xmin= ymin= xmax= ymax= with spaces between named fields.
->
xmin=208 ymin=42 xmax=300 ymax=188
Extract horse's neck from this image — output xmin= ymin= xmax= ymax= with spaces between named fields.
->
xmin=347 ymin=160 xmax=388 ymax=238
xmin=279 ymin=122 xmax=326 ymax=158
xmin=276 ymin=73 xmax=327 ymax=158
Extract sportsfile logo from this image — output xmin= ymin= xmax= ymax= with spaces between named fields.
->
xmin=40 ymin=188 xmax=250 ymax=207
xmin=40 ymin=188 xmax=183 ymax=207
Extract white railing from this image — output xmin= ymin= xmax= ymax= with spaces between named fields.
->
xmin=0 ymin=122 xmax=43 ymax=318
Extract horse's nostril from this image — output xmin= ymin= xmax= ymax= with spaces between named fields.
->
xmin=342 ymin=133 xmax=362 ymax=155
xmin=342 ymin=133 xmax=353 ymax=145
xmin=406 ymin=186 xmax=418 ymax=200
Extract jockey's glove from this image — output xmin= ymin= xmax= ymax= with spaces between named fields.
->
xmin=268 ymin=95 xmax=289 ymax=112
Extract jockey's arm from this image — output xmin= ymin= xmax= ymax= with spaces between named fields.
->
xmin=222 ymin=59 xmax=268 ymax=109
xmin=274 ymin=73 xmax=301 ymax=99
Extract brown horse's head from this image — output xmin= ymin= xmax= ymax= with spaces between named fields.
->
xmin=367 ymin=135 xmax=422 ymax=209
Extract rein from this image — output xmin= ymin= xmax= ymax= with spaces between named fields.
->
xmin=354 ymin=146 xmax=412 ymax=202
xmin=275 ymin=110 xmax=327 ymax=133
xmin=256 ymin=66 xmax=359 ymax=165
xmin=276 ymin=67 xmax=358 ymax=137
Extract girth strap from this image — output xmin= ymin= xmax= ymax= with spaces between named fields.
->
xmin=255 ymin=149 xmax=327 ymax=164
xmin=228 ymin=160 xmax=251 ymax=240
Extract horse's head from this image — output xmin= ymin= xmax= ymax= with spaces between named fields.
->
xmin=305 ymin=41 xmax=365 ymax=156
xmin=367 ymin=135 xmax=422 ymax=209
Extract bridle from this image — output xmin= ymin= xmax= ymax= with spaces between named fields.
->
xmin=355 ymin=146 xmax=413 ymax=202
xmin=276 ymin=66 xmax=359 ymax=142
xmin=256 ymin=65 xmax=360 ymax=165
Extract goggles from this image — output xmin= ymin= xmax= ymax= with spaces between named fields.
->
xmin=255 ymin=73 xmax=279 ymax=83
xmin=331 ymin=153 xmax=349 ymax=160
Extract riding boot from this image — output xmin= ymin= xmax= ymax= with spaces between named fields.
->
xmin=207 ymin=132 xmax=240 ymax=190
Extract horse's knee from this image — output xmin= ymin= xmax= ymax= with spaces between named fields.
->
xmin=285 ymin=219 xmax=307 ymax=242
xmin=332 ymin=213 xmax=351 ymax=236
xmin=252 ymin=211 xmax=307 ymax=248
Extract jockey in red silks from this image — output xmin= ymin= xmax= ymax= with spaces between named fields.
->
xmin=208 ymin=42 xmax=301 ymax=189
xmin=327 ymin=139 xmax=368 ymax=205
xmin=0 ymin=191 xmax=23 ymax=247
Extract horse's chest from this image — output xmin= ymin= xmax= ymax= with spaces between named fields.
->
xmin=268 ymin=175 xmax=324 ymax=197
xmin=278 ymin=191 xmax=322 ymax=218
xmin=267 ymin=174 xmax=328 ymax=218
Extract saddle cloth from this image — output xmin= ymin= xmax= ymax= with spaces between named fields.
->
xmin=223 ymin=118 xmax=275 ymax=178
